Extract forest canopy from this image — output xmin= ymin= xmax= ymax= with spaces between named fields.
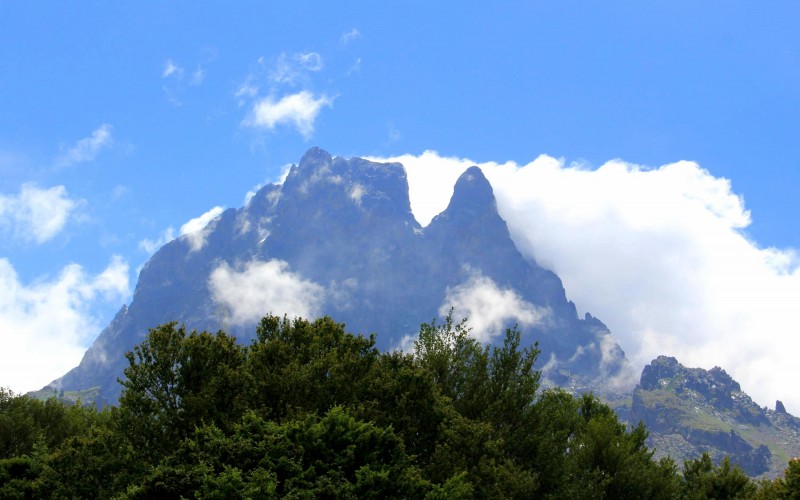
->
xmin=1 ymin=314 xmax=798 ymax=498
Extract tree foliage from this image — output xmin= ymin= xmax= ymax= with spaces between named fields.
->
xmin=0 ymin=314 xmax=789 ymax=498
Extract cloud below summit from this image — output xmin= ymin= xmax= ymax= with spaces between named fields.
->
xmin=440 ymin=272 xmax=549 ymax=343
xmin=209 ymin=259 xmax=325 ymax=325
xmin=375 ymin=151 xmax=800 ymax=414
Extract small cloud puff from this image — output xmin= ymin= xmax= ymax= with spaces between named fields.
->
xmin=55 ymin=124 xmax=113 ymax=168
xmin=162 ymin=59 xmax=183 ymax=78
xmin=439 ymin=271 xmax=549 ymax=343
xmin=0 ymin=184 xmax=82 ymax=244
xmin=209 ymin=259 xmax=325 ymax=325
xmin=243 ymin=91 xmax=333 ymax=139
xmin=180 ymin=206 xmax=225 ymax=252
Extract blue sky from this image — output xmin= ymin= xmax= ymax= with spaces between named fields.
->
xmin=2 ymin=3 xmax=800 ymax=409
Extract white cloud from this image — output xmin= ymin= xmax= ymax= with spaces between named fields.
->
xmin=243 ymin=91 xmax=333 ymax=139
xmin=179 ymin=206 xmax=224 ymax=252
xmin=162 ymin=59 xmax=183 ymax=78
xmin=439 ymin=271 xmax=549 ymax=343
xmin=340 ymin=28 xmax=361 ymax=44
xmin=373 ymin=151 xmax=800 ymax=414
xmin=55 ymin=124 xmax=113 ymax=168
xmin=138 ymin=206 xmax=224 ymax=256
xmin=209 ymin=259 xmax=325 ymax=325
xmin=0 ymin=184 xmax=81 ymax=244
xmin=0 ymin=256 xmax=130 ymax=393
xmin=349 ymin=183 xmax=366 ymax=205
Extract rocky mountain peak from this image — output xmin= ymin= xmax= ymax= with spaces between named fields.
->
xmin=444 ymin=166 xmax=497 ymax=219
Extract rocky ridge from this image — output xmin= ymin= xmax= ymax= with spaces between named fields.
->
xmin=629 ymin=356 xmax=800 ymax=477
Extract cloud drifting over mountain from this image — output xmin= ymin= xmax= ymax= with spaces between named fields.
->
xmin=440 ymin=272 xmax=549 ymax=343
xmin=374 ymin=151 xmax=800 ymax=413
xmin=209 ymin=259 xmax=325 ymax=325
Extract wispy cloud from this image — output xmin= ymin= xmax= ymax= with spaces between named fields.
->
xmin=209 ymin=259 xmax=325 ymax=325
xmin=269 ymin=52 xmax=324 ymax=86
xmin=161 ymin=57 xmax=209 ymax=105
xmin=295 ymin=52 xmax=323 ymax=72
xmin=55 ymin=124 xmax=113 ymax=168
xmin=180 ymin=206 xmax=224 ymax=252
xmin=340 ymin=28 xmax=361 ymax=44
xmin=0 ymin=184 xmax=82 ymax=244
xmin=373 ymin=151 xmax=800 ymax=414
xmin=162 ymin=59 xmax=183 ymax=78
xmin=243 ymin=91 xmax=333 ymax=139
xmin=190 ymin=67 xmax=206 ymax=86
xmin=0 ymin=256 xmax=130 ymax=393
xmin=138 ymin=227 xmax=176 ymax=255
xmin=346 ymin=57 xmax=362 ymax=76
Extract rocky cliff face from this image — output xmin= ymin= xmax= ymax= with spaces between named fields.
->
xmin=630 ymin=356 xmax=800 ymax=477
xmin=49 ymin=147 xmax=630 ymax=403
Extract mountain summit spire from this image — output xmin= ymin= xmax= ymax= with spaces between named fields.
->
xmin=444 ymin=166 xmax=497 ymax=219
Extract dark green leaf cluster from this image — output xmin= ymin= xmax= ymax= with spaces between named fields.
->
xmin=0 ymin=315 xmax=795 ymax=498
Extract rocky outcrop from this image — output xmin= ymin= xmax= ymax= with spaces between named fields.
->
xmin=630 ymin=356 xmax=800 ymax=477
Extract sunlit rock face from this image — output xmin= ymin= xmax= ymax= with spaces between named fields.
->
xmin=50 ymin=147 xmax=629 ymax=403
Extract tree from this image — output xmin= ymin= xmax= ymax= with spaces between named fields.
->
xmin=682 ymin=453 xmax=756 ymax=499
xmin=118 ymin=323 xmax=246 ymax=461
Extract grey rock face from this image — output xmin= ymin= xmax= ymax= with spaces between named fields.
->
xmin=47 ymin=147 xmax=629 ymax=403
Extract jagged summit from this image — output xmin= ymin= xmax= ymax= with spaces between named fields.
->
xmin=47 ymin=147 xmax=628 ymax=407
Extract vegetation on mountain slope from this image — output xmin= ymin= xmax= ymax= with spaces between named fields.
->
xmin=1 ymin=314 xmax=798 ymax=498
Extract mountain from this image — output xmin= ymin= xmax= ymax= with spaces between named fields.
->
xmin=48 ymin=147 xmax=629 ymax=403
xmin=629 ymin=356 xmax=800 ymax=477
xmin=39 ymin=147 xmax=800 ymax=476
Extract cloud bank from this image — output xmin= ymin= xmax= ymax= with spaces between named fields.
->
xmin=373 ymin=151 xmax=800 ymax=414
xmin=209 ymin=259 xmax=325 ymax=325
xmin=0 ymin=256 xmax=130 ymax=393
xmin=0 ymin=184 xmax=81 ymax=244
